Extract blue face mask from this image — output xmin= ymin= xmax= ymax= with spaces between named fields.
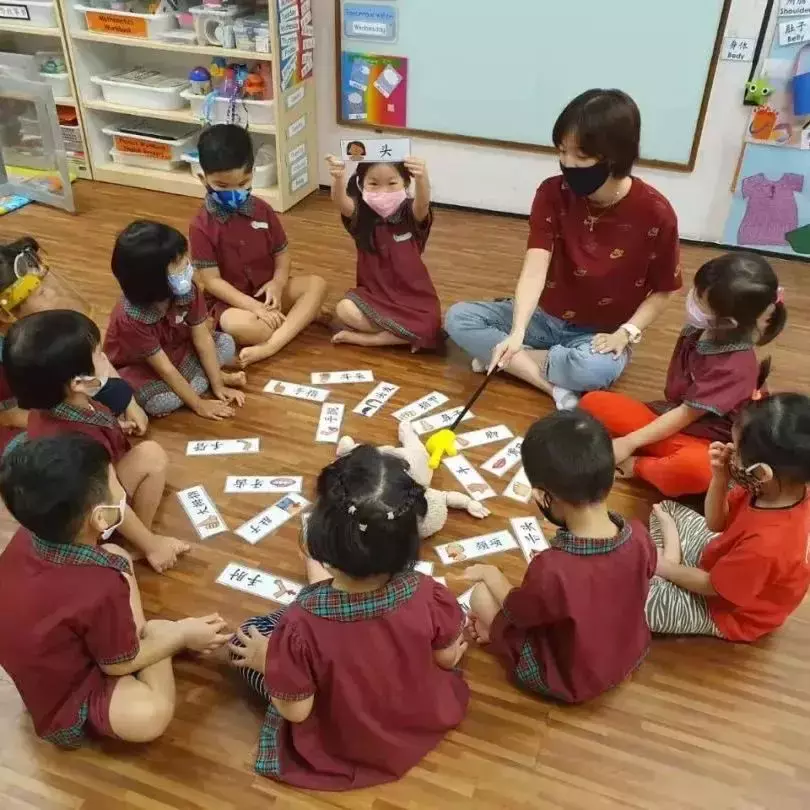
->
xmin=209 ymin=187 xmax=251 ymax=211
xmin=168 ymin=264 xmax=194 ymax=296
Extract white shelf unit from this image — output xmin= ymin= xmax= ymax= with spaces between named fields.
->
xmin=0 ymin=12 xmax=92 ymax=179
xmin=58 ymin=0 xmax=317 ymax=212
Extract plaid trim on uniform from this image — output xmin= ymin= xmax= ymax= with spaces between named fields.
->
xmin=678 ymin=325 xmax=754 ymax=356
xmin=255 ymin=701 xmax=284 ymax=777
xmin=551 ymin=513 xmax=631 ymax=556
xmin=51 ymin=402 xmax=119 ymax=429
xmin=122 ymin=288 xmax=197 ymax=326
xmin=205 ymin=193 xmax=256 ymax=222
xmin=512 ymin=637 xmax=553 ymax=697
xmin=345 ymin=291 xmax=419 ymax=342
xmin=683 ymin=398 xmax=725 ymax=417
xmin=2 ymin=430 xmax=27 ymax=460
xmin=43 ymin=699 xmax=89 ymax=750
xmin=297 ymin=571 xmax=419 ymax=622
xmin=132 ymin=348 xmax=208 ymax=408
xmin=32 ymin=534 xmax=131 ymax=573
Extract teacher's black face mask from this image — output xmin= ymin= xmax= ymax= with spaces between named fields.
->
xmin=559 ymin=161 xmax=610 ymax=197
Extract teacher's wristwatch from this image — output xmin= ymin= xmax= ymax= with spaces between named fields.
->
xmin=620 ymin=323 xmax=642 ymax=344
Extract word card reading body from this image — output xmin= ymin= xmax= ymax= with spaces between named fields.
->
xmin=225 ymin=476 xmax=303 ymax=494
xmin=392 ymin=391 xmax=449 ymax=422
xmin=353 ymin=381 xmax=399 ymax=417
xmin=315 ymin=402 xmax=345 ymax=443
xmin=435 ymin=530 xmax=518 ymax=565
xmin=311 ymin=370 xmax=374 ymax=385
xmin=412 ymin=407 xmax=475 ymax=436
xmin=263 ymin=379 xmax=329 ymax=402
xmin=186 ymin=438 xmax=260 ymax=456
xmin=177 ymin=486 xmax=228 ymax=539
xmin=455 ymin=425 xmax=513 ymax=450
xmin=510 ymin=516 xmax=550 ymax=562
xmin=236 ymin=492 xmax=309 ymax=545
xmin=443 ymin=454 xmax=496 ymax=501
xmin=217 ymin=563 xmax=303 ymax=606
xmin=481 ymin=437 xmax=523 ymax=477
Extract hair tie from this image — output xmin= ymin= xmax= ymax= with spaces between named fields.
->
xmin=776 ymin=286 xmax=785 ymax=305
xmin=358 ymin=523 xmax=368 ymax=532
xmin=347 ymin=504 xmax=357 ymax=515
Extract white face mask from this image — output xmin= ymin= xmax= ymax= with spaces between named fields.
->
xmin=74 ymin=354 xmax=110 ymax=398
xmin=94 ymin=495 xmax=127 ymax=541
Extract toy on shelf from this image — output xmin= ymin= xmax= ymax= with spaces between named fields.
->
xmin=188 ymin=66 xmax=213 ymax=95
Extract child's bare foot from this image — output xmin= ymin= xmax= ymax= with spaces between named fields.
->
xmin=146 ymin=535 xmax=191 ymax=574
xmin=615 ymin=457 xmax=636 ymax=479
xmin=331 ymin=329 xmax=359 ymax=345
xmin=222 ymin=370 xmax=247 ymax=388
xmin=238 ymin=344 xmax=273 ymax=367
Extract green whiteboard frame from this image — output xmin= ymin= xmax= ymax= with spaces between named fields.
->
xmin=334 ymin=0 xmax=733 ymax=172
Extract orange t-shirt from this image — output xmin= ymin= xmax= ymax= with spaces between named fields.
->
xmin=699 ymin=487 xmax=810 ymax=641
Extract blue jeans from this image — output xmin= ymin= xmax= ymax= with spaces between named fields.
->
xmin=444 ymin=299 xmax=629 ymax=393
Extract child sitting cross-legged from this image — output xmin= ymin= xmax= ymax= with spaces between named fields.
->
xmin=0 ymin=435 xmax=230 ymax=749
xmin=464 ymin=410 xmax=656 ymax=703
xmin=4 ymin=309 xmax=188 ymax=573
xmin=228 ymin=444 xmax=470 ymax=790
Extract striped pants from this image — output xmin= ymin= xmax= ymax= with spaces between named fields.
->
xmin=645 ymin=501 xmax=723 ymax=638
xmin=231 ymin=610 xmax=286 ymax=699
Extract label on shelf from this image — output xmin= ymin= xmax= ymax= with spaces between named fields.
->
xmin=287 ymin=143 xmax=306 ymax=164
xmin=0 ymin=4 xmax=31 ymax=21
xmin=286 ymin=86 xmax=305 ymax=109
xmin=85 ymin=10 xmax=148 ymax=38
xmin=287 ymin=115 xmax=306 ymax=138
xmin=291 ymin=171 xmax=308 ymax=193
xmin=113 ymin=134 xmax=172 ymax=161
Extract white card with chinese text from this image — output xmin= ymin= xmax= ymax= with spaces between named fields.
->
xmin=310 ymin=370 xmax=374 ymax=385
xmin=503 ymin=467 xmax=532 ymax=504
xmin=341 ymin=137 xmax=410 ymax=163
xmin=263 ymin=379 xmax=330 ymax=403
xmin=779 ymin=18 xmax=810 ymax=45
xmin=225 ymin=476 xmax=303 ymax=494
xmin=455 ymin=424 xmax=513 ymax=451
xmin=481 ymin=437 xmax=523 ymax=478
xmin=510 ymin=516 xmax=550 ymax=562
xmin=353 ymin=381 xmax=399 ymax=417
xmin=780 ymin=0 xmax=810 ymax=15
xmin=433 ymin=576 xmax=447 ymax=587
xmin=412 ymin=407 xmax=475 ymax=436
xmin=414 ymin=561 xmax=434 ymax=576
xmin=217 ymin=563 xmax=304 ymax=606
xmin=235 ymin=492 xmax=310 ymax=545
xmin=186 ymin=438 xmax=260 ymax=456
xmin=392 ymin=391 xmax=449 ymax=422
xmin=457 ymin=587 xmax=475 ymax=615
xmin=315 ymin=402 xmax=345 ymax=443
xmin=435 ymin=530 xmax=517 ymax=565
xmin=442 ymin=454 xmax=496 ymax=501
xmin=177 ymin=485 xmax=228 ymax=539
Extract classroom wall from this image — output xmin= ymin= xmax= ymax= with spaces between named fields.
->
xmin=315 ymin=0 xmax=768 ymax=243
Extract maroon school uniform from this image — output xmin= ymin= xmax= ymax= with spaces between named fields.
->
xmin=27 ymin=402 xmax=130 ymax=465
xmin=190 ymin=195 xmax=288 ymax=326
xmin=342 ymin=200 xmax=442 ymax=350
xmin=489 ymin=515 xmax=655 ymax=703
xmin=648 ymin=327 xmax=760 ymax=442
xmin=103 ymin=284 xmax=208 ymax=405
xmin=256 ymin=572 xmax=469 ymax=790
xmin=527 ymin=176 xmax=682 ymax=331
xmin=0 ymin=529 xmax=139 ymax=747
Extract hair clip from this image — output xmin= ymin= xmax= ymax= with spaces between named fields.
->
xmin=358 ymin=523 xmax=368 ymax=532
xmin=347 ymin=504 xmax=357 ymax=515
xmin=387 ymin=511 xmax=395 ymax=520
xmin=776 ymin=286 xmax=785 ymax=305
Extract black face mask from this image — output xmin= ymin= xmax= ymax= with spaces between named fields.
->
xmin=559 ymin=161 xmax=611 ymax=197
xmin=536 ymin=491 xmax=567 ymax=530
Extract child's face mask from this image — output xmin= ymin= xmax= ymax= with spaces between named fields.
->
xmin=685 ymin=289 xmax=714 ymax=330
xmin=362 ymin=188 xmax=407 ymax=219
xmin=93 ymin=494 xmax=127 ymax=541
xmin=208 ymin=187 xmax=252 ymax=211
xmin=168 ymin=261 xmax=194 ymax=296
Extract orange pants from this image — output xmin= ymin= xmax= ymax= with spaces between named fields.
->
xmin=580 ymin=391 xmax=712 ymax=497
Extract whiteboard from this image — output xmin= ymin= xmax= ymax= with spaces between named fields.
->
xmin=337 ymin=0 xmax=730 ymax=169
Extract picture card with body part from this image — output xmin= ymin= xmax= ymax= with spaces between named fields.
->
xmin=235 ymin=492 xmax=310 ymax=545
xmin=503 ymin=467 xmax=532 ymax=504
xmin=341 ymin=137 xmax=410 ymax=163
xmin=225 ymin=476 xmax=303 ymax=494
xmin=510 ymin=516 xmax=550 ymax=562
xmin=186 ymin=438 xmax=260 ymax=456
xmin=442 ymin=454 xmax=496 ymax=501
xmin=263 ymin=379 xmax=329 ymax=402
xmin=481 ymin=437 xmax=523 ymax=478
xmin=435 ymin=530 xmax=517 ymax=565
xmin=217 ymin=563 xmax=304 ymax=606
xmin=353 ymin=381 xmax=399 ymax=417
xmin=310 ymin=370 xmax=374 ymax=385
xmin=457 ymin=587 xmax=475 ymax=615
xmin=177 ymin=485 xmax=228 ymax=539
xmin=454 ymin=424 xmax=513 ymax=451
xmin=414 ymin=561 xmax=434 ymax=576
xmin=392 ymin=391 xmax=449 ymax=422
xmin=315 ymin=402 xmax=345 ymax=443
xmin=412 ymin=407 xmax=475 ymax=436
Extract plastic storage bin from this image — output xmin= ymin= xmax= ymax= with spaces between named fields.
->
xmin=75 ymin=5 xmax=176 ymax=39
xmin=189 ymin=5 xmax=246 ymax=48
xmin=0 ymin=1 xmax=57 ymax=27
xmin=180 ymin=89 xmax=275 ymax=127
xmin=91 ymin=68 xmax=189 ymax=111
xmin=102 ymin=120 xmax=198 ymax=164
xmin=110 ymin=148 xmax=185 ymax=172
xmin=40 ymin=71 xmax=71 ymax=97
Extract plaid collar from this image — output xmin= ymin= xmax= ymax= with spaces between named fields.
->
xmin=681 ymin=326 xmax=754 ymax=356
xmin=51 ymin=401 xmax=118 ymax=430
xmin=551 ymin=512 xmax=631 ymax=556
xmin=205 ymin=193 xmax=256 ymax=222
xmin=123 ymin=291 xmax=195 ymax=325
xmin=32 ymin=534 xmax=130 ymax=572
xmin=297 ymin=571 xmax=419 ymax=621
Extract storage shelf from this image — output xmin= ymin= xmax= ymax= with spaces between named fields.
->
xmin=54 ymin=95 xmax=75 ymax=105
xmin=71 ymin=30 xmax=273 ymax=61
xmin=84 ymin=98 xmax=276 ymax=134
xmin=0 ymin=22 xmax=61 ymax=36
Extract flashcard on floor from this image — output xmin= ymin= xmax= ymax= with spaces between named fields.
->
xmin=435 ymin=530 xmax=517 ymax=565
xmin=225 ymin=476 xmax=303 ymax=494
xmin=353 ymin=381 xmax=399 ymax=417
xmin=503 ymin=467 xmax=532 ymax=504
xmin=315 ymin=402 xmax=345 ymax=443
xmin=433 ymin=576 xmax=447 ymax=587
xmin=263 ymin=379 xmax=329 ymax=403
xmin=510 ymin=516 xmax=550 ymax=562
xmin=455 ymin=424 xmax=514 ymax=450
xmin=235 ymin=492 xmax=310 ymax=545
xmin=457 ymin=587 xmax=475 ymax=615
xmin=177 ymin=485 xmax=228 ymax=539
xmin=481 ymin=437 xmax=524 ymax=478
xmin=217 ymin=563 xmax=304 ymax=606
xmin=392 ymin=391 xmax=449 ymax=422
xmin=442 ymin=454 xmax=496 ymax=501
xmin=310 ymin=370 xmax=374 ymax=385
xmin=412 ymin=407 xmax=475 ymax=436
xmin=414 ymin=561 xmax=434 ymax=576
xmin=186 ymin=438 xmax=260 ymax=456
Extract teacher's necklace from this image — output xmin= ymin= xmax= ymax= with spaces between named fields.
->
xmin=583 ymin=182 xmax=629 ymax=232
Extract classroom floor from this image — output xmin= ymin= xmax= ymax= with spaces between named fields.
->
xmin=1 ymin=183 xmax=809 ymax=810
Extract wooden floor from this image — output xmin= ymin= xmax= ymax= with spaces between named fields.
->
xmin=1 ymin=183 xmax=810 ymax=810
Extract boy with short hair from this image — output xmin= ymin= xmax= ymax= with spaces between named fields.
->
xmin=0 ymin=435 xmax=230 ymax=748
xmin=190 ymin=124 xmax=328 ymax=367
xmin=464 ymin=410 xmax=655 ymax=703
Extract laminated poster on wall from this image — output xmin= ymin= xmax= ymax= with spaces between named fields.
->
xmin=277 ymin=0 xmax=314 ymax=92
xmin=340 ymin=52 xmax=408 ymax=127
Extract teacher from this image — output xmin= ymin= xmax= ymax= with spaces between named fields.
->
xmin=445 ymin=89 xmax=682 ymax=409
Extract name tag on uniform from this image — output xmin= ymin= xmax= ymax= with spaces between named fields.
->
xmin=393 ymin=232 xmax=413 ymax=242
xmin=251 ymin=221 xmax=269 ymax=230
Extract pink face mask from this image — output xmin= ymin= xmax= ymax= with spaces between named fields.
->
xmin=685 ymin=288 xmax=713 ymax=330
xmin=362 ymin=189 xmax=407 ymax=219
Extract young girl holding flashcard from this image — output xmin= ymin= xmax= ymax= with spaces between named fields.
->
xmin=324 ymin=153 xmax=442 ymax=351
xmin=229 ymin=444 xmax=469 ymax=790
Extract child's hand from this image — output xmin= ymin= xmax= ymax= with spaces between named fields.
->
xmin=117 ymin=416 xmax=138 ymax=436
xmin=651 ymin=504 xmax=682 ymax=565
xmin=256 ymin=279 xmax=284 ymax=311
xmin=126 ymin=401 xmax=149 ymax=437
xmin=228 ymin=625 xmax=270 ymax=673
xmin=146 ymin=535 xmax=190 ymax=574
xmin=194 ymin=399 xmax=235 ymax=421
xmin=214 ymin=386 xmax=246 ymax=408
xmin=466 ymin=500 xmax=490 ymax=519
xmin=325 ymin=154 xmax=347 ymax=181
xmin=464 ymin=564 xmax=499 ymax=583
xmin=592 ymin=329 xmax=630 ymax=357
xmin=709 ymin=442 xmax=734 ymax=476
xmin=404 ymin=156 xmax=427 ymax=178
xmin=179 ymin=614 xmax=231 ymax=654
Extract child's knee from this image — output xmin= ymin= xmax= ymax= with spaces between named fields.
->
xmin=120 ymin=693 xmax=174 ymax=743
xmin=335 ymin=298 xmax=365 ymax=329
xmin=131 ymin=440 xmax=169 ymax=473
xmin=304 ymin=274 xmax=328 ymax=300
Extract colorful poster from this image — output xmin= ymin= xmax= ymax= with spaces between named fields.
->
xmin=343 ymin=3 xmax=398 ymax=43
xmin=340 ymin=51 xmax=408 ymax=127
xmin=277 ymin=0 xmax=314 ymax=92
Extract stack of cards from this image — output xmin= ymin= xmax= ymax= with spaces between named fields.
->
xmin=178 ymin=486 xmax=228 ymax=539
xmin=217 ymin=563 xmax=303 ymax=606
xmin=443 ymin=455 xmax=496 ymax=501
xmin=186 ymin=438 xmax=260 ymax=456
xmin=353 ymin=381 xmax=399 ymax=417
xmin=235 ymin=492 xmax=310 ymax=545
xmin=435 ymin=530 xmax=517 ymax=564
